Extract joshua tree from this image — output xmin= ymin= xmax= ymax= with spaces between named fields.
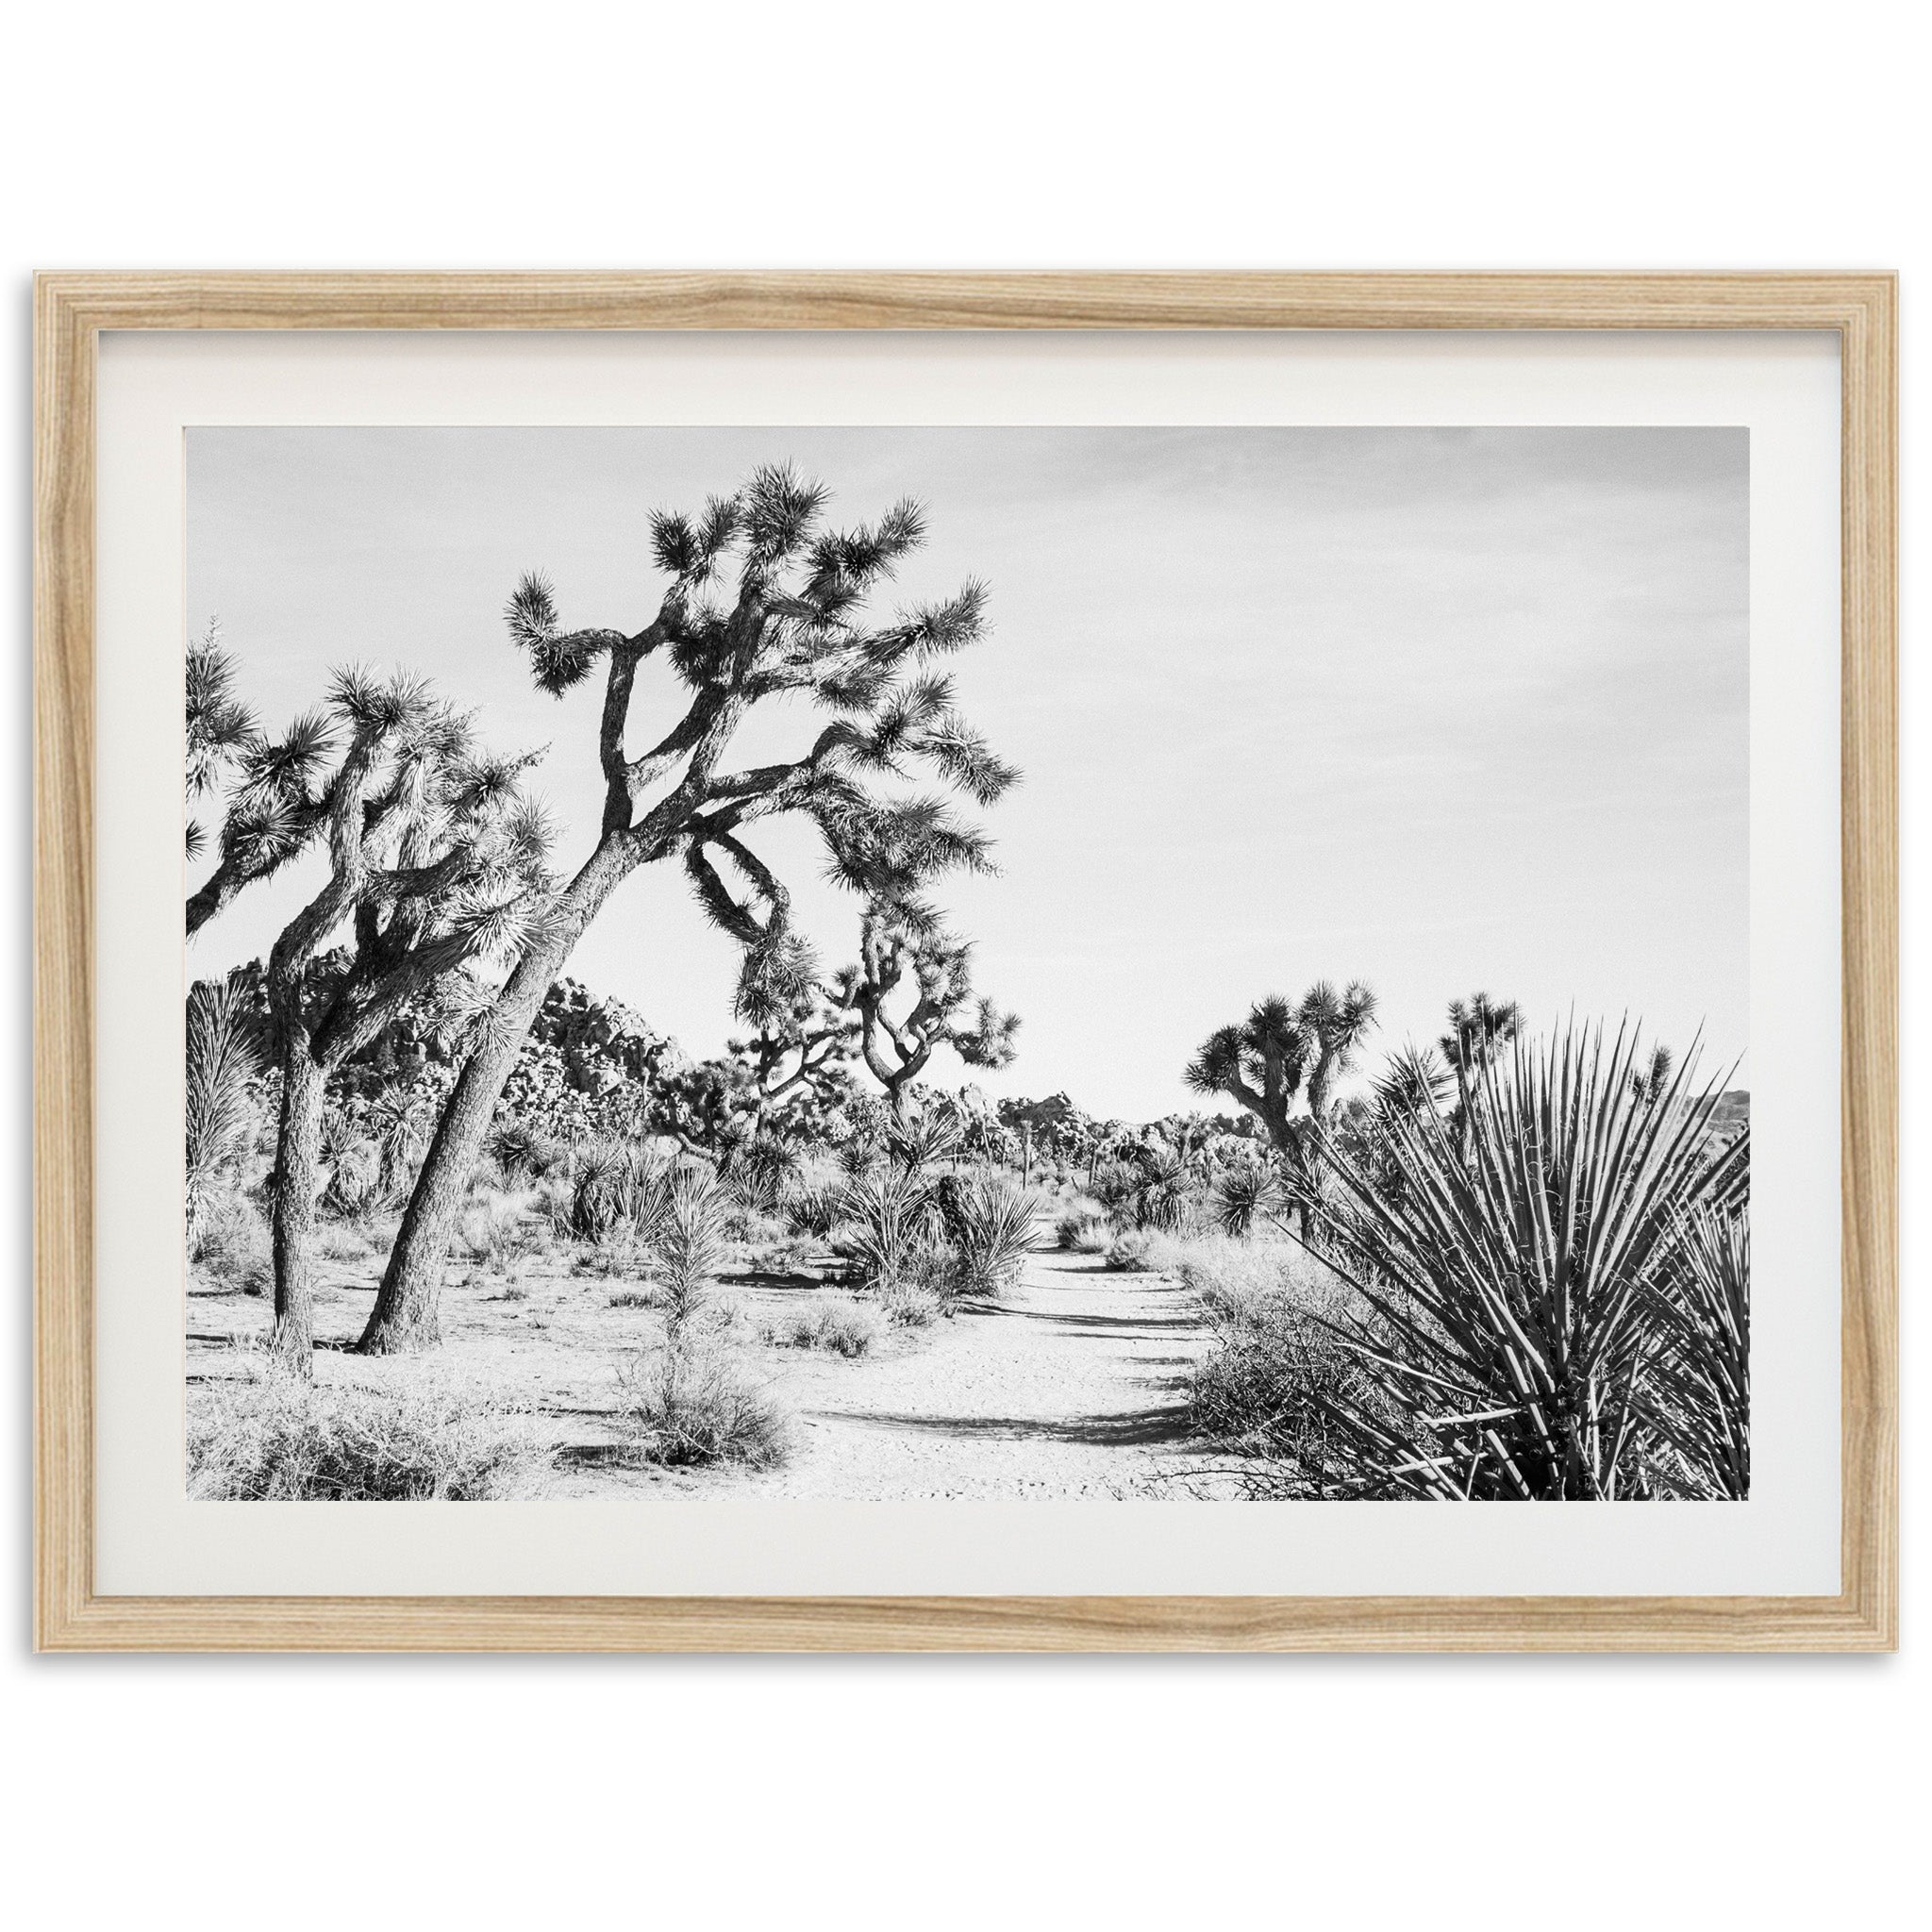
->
xmin=1439 ymin=991 xmax=1523 ymax=1085
xmin=726 ymin=982 xmax=860 ymax=1133
xmin=260 ymin=670 xmax=553 ymax=1370
xmin=836 ymin=907 xmax=1020 ymax=1121
xmin=358 ymin=464 xmax=1016 ymax=1353
xmin=1185 ymin=980 xmax=1378 ymax=1151
xmin=186 ymin=618 xmax=339 ymax=936
xmin=1438 ymin=991 xmax=1523 ymax=1158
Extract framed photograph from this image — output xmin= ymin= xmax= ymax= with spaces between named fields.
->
xmin=34 ymin=274 xmax=1896 ymax=1651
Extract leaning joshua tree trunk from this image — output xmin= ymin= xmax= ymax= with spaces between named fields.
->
xmin=358 ymin=843 xmax=627 ymax=1351
xmin=267 ymin=1052 xmax=327 ymax=1367
xmin=358 ymin=464 xmax=1017 ymax=1354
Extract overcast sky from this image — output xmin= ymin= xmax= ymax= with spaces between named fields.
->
xmin=187 ymin=425 xmax=1748 ymax=1121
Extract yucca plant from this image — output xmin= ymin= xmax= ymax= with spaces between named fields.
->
xmin=935 ymin=1171 xmax=1037 ymax=1297
xmin=1212 ymin=1159 xmax=1285 ymax=1238
xmin=837 ymin=1167 xmax=941 ymax=1291
xmin=186 ymin=974 xmax=264 ymax=1241
xmin=1297 ymin=1023 xmax=1748 ymax=1500
xmin=652 ymin=1165 xmax=732 ymax=1341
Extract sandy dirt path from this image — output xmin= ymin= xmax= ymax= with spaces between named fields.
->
xmin=632 ymin=1242 xmax=1225 ymax=1500
xmin=189 ymin=1227 xmax=1234 ymax=1500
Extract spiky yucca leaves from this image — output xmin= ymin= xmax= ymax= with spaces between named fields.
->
xmin=1213 ymin=1158 xmax=1286 ymax=1238
xmin=1646 ymin=1207 xmax=1750 ymax=1498
xmin=933 ymin=1171 xmax=1037 ymax=1298
xmin=837 ymin=1167 xmax=944 ymax=1291
xmin=1296 ymin=1024 xmax=1748 ymax=1500
xmin=186 ymin=974 xmax=265 ymax=1238
xmin=652 ymin=1165 xmax=732 ymax=1343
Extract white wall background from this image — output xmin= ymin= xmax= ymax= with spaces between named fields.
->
xmin=2 ymin=4 xmax=1920 ymax=1926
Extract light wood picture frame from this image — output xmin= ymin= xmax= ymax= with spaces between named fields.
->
xmin=34 ymin=272 xmax=1897 ymax=1652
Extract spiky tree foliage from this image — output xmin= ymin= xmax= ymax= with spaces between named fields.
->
xmin=185 ymin=971 xmax=265 ymax=1240
xmin=361 ymin=466 xmax=1016 ymax=1353
xmin=835 ymin=911 xmax=1020 ymax=1121
xmin=1186 ymin=980 xmax=1379 ymax=1151
xmin=185 ymin=621 xmax=341 ymax=934
xmin=1293 ymin=1024 xmax=1750 ymax=1500
xmin=260 ymin=670 xmax=554 ymax=1370
xmin=1627 ymin=1041 xmax=1677 ymax=1106
xmin=186 ymin=619 xmax=257 ymax=858
xmin=725 ymin=982 xmax=860 ymax=1131
xmin=1437 ymin=991 xmax=1524 ymax=1158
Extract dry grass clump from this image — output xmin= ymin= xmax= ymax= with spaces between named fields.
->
xmin=878 ymin=1278 xmax=944 ymax=1327
xmin=762 ymin=1298 xmax=879 ymax=1357
xmin=189 ymin=1186 xmax=273 ymax=1295
xmin=1054 ymin=1201 xmax=1110 ymax=1252
xmin=1162 ymin=1235 xmax=1346 ymax=1327
xmin=189 ymin=1373 xmax=552 ymax=1500
xmin=617 ymin=1348 xmax=790 ymax=1468
xmin=607 ymin=1285 xmax=662 ymax=1309
xmin=1103 ymin=1228 xmax=1155 ymax=1273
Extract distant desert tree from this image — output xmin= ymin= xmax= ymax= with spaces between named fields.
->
xmin=261 ymin=670 xmax=553 ymax=1370
xmin=837 ymin=907 xmax=1020 ymax=1121
xmin=359 ymin=464 xmax=1016 ymax=1353
xmin=727 ymin=982 xmax=861 ymax=1133
xmin=185 ymin=970 xmax=265 ymax=1241
xmin=1438 ymin=991 xmax=1523 ymax=1157
xmin=186 ymin=619 xmax=340 ymax=936
xmin=1185 ymin=979 xmax=1378 ymax=1152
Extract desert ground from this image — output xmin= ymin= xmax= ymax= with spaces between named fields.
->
xmin=187 ymin=1219 xmax=1251 ymax=1499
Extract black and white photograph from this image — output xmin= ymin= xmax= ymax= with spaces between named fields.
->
xmin=181 ymin=424 xmax=1751 ymax=1504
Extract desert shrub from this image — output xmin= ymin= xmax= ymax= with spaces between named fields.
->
xmin=1054 ymin=1203 xmax=1109 ymax=1251
xmin=1300 ymin=1023 xmax=1750 ymax=1500
xmin=1185 ymin=1300 xmax=1370 ymax=1479
xmin=618 ymin=1348 xmax=789 ymax=1469
xmin=459 ymin=1193 xmax=536 ymax=1274
xmin=1161 ymin=1234 xmax=1344 ymax=1328
xmin=188 ymin=1374 xmax=550 ymax=1500
xmin=739 ymin=1234 xmax=822 ymax=1278
xmin=720 ymin=1200 xmax=790 ymax=1248
xmin=317 ymin=1220 xmax=374 ymax=1262
xmin=608 ymin=1286 xmax=661 ymax=1309
xmin=934 ymin=1171 xmax=1037 ymax=1297
xmin=782 ymin=1177 xmax=845 ymax=1241
xmin=1104 ymin=1228 xmax=1155 ymax=1273
xmin=879 ymin=1278 xmax=944 ymax=1327
xmin=762 ymin=1298 xmax=879 ymax=1357
xmin=189 ymin=1186 xmax=273 ymax=1294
